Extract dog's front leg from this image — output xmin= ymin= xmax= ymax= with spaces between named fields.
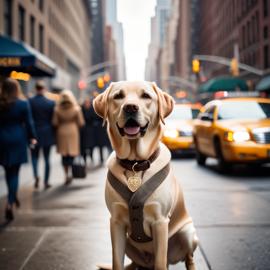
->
xmin=110 ymin=204 xmax=128 ymax=270
xmin=152 ymin=219 xmax=169 ymax=270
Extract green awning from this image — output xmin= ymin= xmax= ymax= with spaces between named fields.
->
xmin=199 ymin=76 xmax=248 ymax=93
xmin=0 ymin=35 xmax=56 ymax=77
xmin=256 ymin=76 xmax=270 ymax=91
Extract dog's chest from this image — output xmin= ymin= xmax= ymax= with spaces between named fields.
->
xmin=106 ymin=164 xmax=172 ymax=242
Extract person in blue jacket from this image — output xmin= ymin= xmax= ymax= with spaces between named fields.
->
xmin=0 ymin=78 xmax=37 ymax=221
xmin=29 ymin=81 xmax=55 ymax=190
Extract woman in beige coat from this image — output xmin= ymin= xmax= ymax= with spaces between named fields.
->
xmin=53 ymin=90 xmax=85 ymax=185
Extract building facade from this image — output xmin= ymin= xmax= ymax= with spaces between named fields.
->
xmin=0 ymin=0 xmax=92 ymax=92
xmin=146 ymin=0 xmax=270 ymax=97
xmin=145 ymin=0 xmax=194 ymax=94
xmin=89 ymin=0 xmax=105 ymax=69
xmin=105 ymin=0 xmax=126 ymax=81
xmin=198 ymin=0 xmax=270 ymax=77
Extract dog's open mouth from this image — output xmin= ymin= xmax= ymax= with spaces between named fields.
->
xmin=117 ymin=119 xmax=148 ymax=137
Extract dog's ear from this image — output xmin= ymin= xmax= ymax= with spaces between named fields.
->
xmin=93 ymin=83 xmax=114 ymax=120
xmin=151 ymin=82 xmax=174 ymax=124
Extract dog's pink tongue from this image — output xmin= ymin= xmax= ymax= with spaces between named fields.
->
xmin=124 ymin=126 xmax=140 ymax=135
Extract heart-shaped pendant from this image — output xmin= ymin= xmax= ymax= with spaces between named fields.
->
xmin=127 ymin=175 xmax=142 ymax=192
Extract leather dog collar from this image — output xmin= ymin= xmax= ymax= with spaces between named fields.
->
xmin=117 ymin=147 xmax=160 ymax=172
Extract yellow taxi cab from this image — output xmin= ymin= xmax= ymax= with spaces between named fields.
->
xmin=162 ymin=103 xmax=201 ymax=155
xmin=193 ymin=96 xmax=270 ymax=170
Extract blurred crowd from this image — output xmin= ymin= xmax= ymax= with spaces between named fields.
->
xmin=0 ymin=78 xmax=111 ymax=222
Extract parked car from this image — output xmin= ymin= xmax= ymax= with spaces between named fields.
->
xmin=162 ymin=104 xmax=200 ymax=155
xmin=193 ymin=97 xmax=270 ymax=171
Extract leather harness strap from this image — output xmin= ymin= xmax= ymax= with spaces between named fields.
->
xmin=117 ymin=147 xmax=160 ymax=172
xmin=107 ymin=163 xmax=170 ymax=243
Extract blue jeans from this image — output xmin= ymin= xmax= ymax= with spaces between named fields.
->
xmin=4 ymin=165 xmax=20 ymax=204
xmin=31 ymin=145 xmax=52 ymax=184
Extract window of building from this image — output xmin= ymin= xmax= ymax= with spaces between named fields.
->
xmin=91 ymin=0 xmax=98 ymax=8
xmin=255 ymin=11 xmax=260 ymax=41
xmin=18 ymin=5 xmax=25 ymax=41
xmin=39 ymin=0 xmax=44 ymax=12
xmin=247 ymin=21 xmax=251 ymax=45
xmin=253 ymin=51 xmax=256 ymax=66
xmin=4 ymin=0 xmax=12 ymax=37
xmin=242 ymin=0 xmax=246 ymax=14
xmin=30 ymin=16 xmax=35 ymax=47
xmin=252 ymin=16 xmax=256 ymax=43
xmin=264 ymin=26 xmax=268 ymax=40
xmin=243 ymin=25 xmax=246 ymax=48
xmin=263 ymin=0 xmax=268 ymax=17
xmin=246 ymin=0 xmax=251 ymax=10
xmin=39 ymin=24 xmax=44 ymax=53
xmin=264 ymin=45 xmax=269 ymax=68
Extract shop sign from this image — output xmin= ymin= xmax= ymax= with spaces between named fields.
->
xmin=10 ymin=71 xmax=31 ymax=81
xmin=0 ymin=57 xmax=21 ymax=67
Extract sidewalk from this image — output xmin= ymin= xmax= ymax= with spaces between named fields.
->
xmin=0 ymin=151 xmax=208 ymax=270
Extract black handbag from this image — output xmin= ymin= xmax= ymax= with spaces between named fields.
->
xmin=72 ymin=156 xmax=86 ymax=178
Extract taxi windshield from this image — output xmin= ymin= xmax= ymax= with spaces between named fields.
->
xmin=218 ymin=101 xmax=270 ymax=120
xmin=168 ymin=106 xmax=200 ymax=120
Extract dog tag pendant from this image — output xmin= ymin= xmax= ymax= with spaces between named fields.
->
xmin=127 ymin=173 xmax=142 ymax=192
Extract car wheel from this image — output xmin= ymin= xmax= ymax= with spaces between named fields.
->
xmin=194 ymin=137 xmax=206 ymax=166
xmin=214 ymin=138 xmax=231 ymax=173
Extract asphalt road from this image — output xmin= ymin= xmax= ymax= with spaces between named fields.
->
xmin=0 ymin=152 xmax=270 ymax=270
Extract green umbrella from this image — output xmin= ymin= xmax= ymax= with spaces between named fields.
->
xmin=199 ymin=76 xmax=248 ymax=93
xmin=256 ymin=76 xmax=270 ymax=91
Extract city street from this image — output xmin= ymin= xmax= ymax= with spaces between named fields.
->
xmin=0 ymin=150 xmax=269 ymax=270
xmin=1 ymin=0 xmax=270 ymax=269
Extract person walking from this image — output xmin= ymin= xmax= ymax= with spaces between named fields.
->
xmin=29 ymin=80 xmax=55 ymax=190
xmin=92 ymin=110 xmax=111 ymax=165
xmin=52 ymin=90 xmax=84 ymax=185
xmin=80 ymin=97 xmax=95 ymax=165
xmin=0 ymin=78 xmax=37 ymax=221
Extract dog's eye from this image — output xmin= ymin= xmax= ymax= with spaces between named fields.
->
xmin=141 ymin=92 xmax=151 ymax=99
xmin=113 ymin=92 xmax=124 ymax=100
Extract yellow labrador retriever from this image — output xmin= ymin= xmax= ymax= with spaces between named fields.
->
xmin=93 ymin=81 xmax=198 ymax=270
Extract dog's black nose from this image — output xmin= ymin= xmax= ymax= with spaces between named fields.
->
xmin=123 ymin=104 xmax=139 ymax=114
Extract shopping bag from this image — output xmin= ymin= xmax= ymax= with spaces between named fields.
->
xmin=72 ymin=156 xmax=86 ymax=178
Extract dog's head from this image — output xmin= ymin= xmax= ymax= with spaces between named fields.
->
xmin=93 ymin=81 xmax=174 ymax=159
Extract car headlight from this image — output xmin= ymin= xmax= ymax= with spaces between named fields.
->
xmin=164 ymin=129 xmax=179 ymax=138
xmin=225 ymin=131 xmax=250 ymax=142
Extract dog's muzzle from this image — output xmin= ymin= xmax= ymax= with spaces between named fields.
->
xmin=117 ymin=118 xmax=149 ymax=137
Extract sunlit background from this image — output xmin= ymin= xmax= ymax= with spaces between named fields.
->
xmin=117 ymin=0 xmax=156 ymax=80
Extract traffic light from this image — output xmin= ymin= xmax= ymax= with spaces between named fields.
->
xmin=97 ymin=77 xmax=105 ymax=89
xmin=192 ymin=59 xmax=200 ymax=73
xmin=230 ymin=58 xmax=239 ymax=76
